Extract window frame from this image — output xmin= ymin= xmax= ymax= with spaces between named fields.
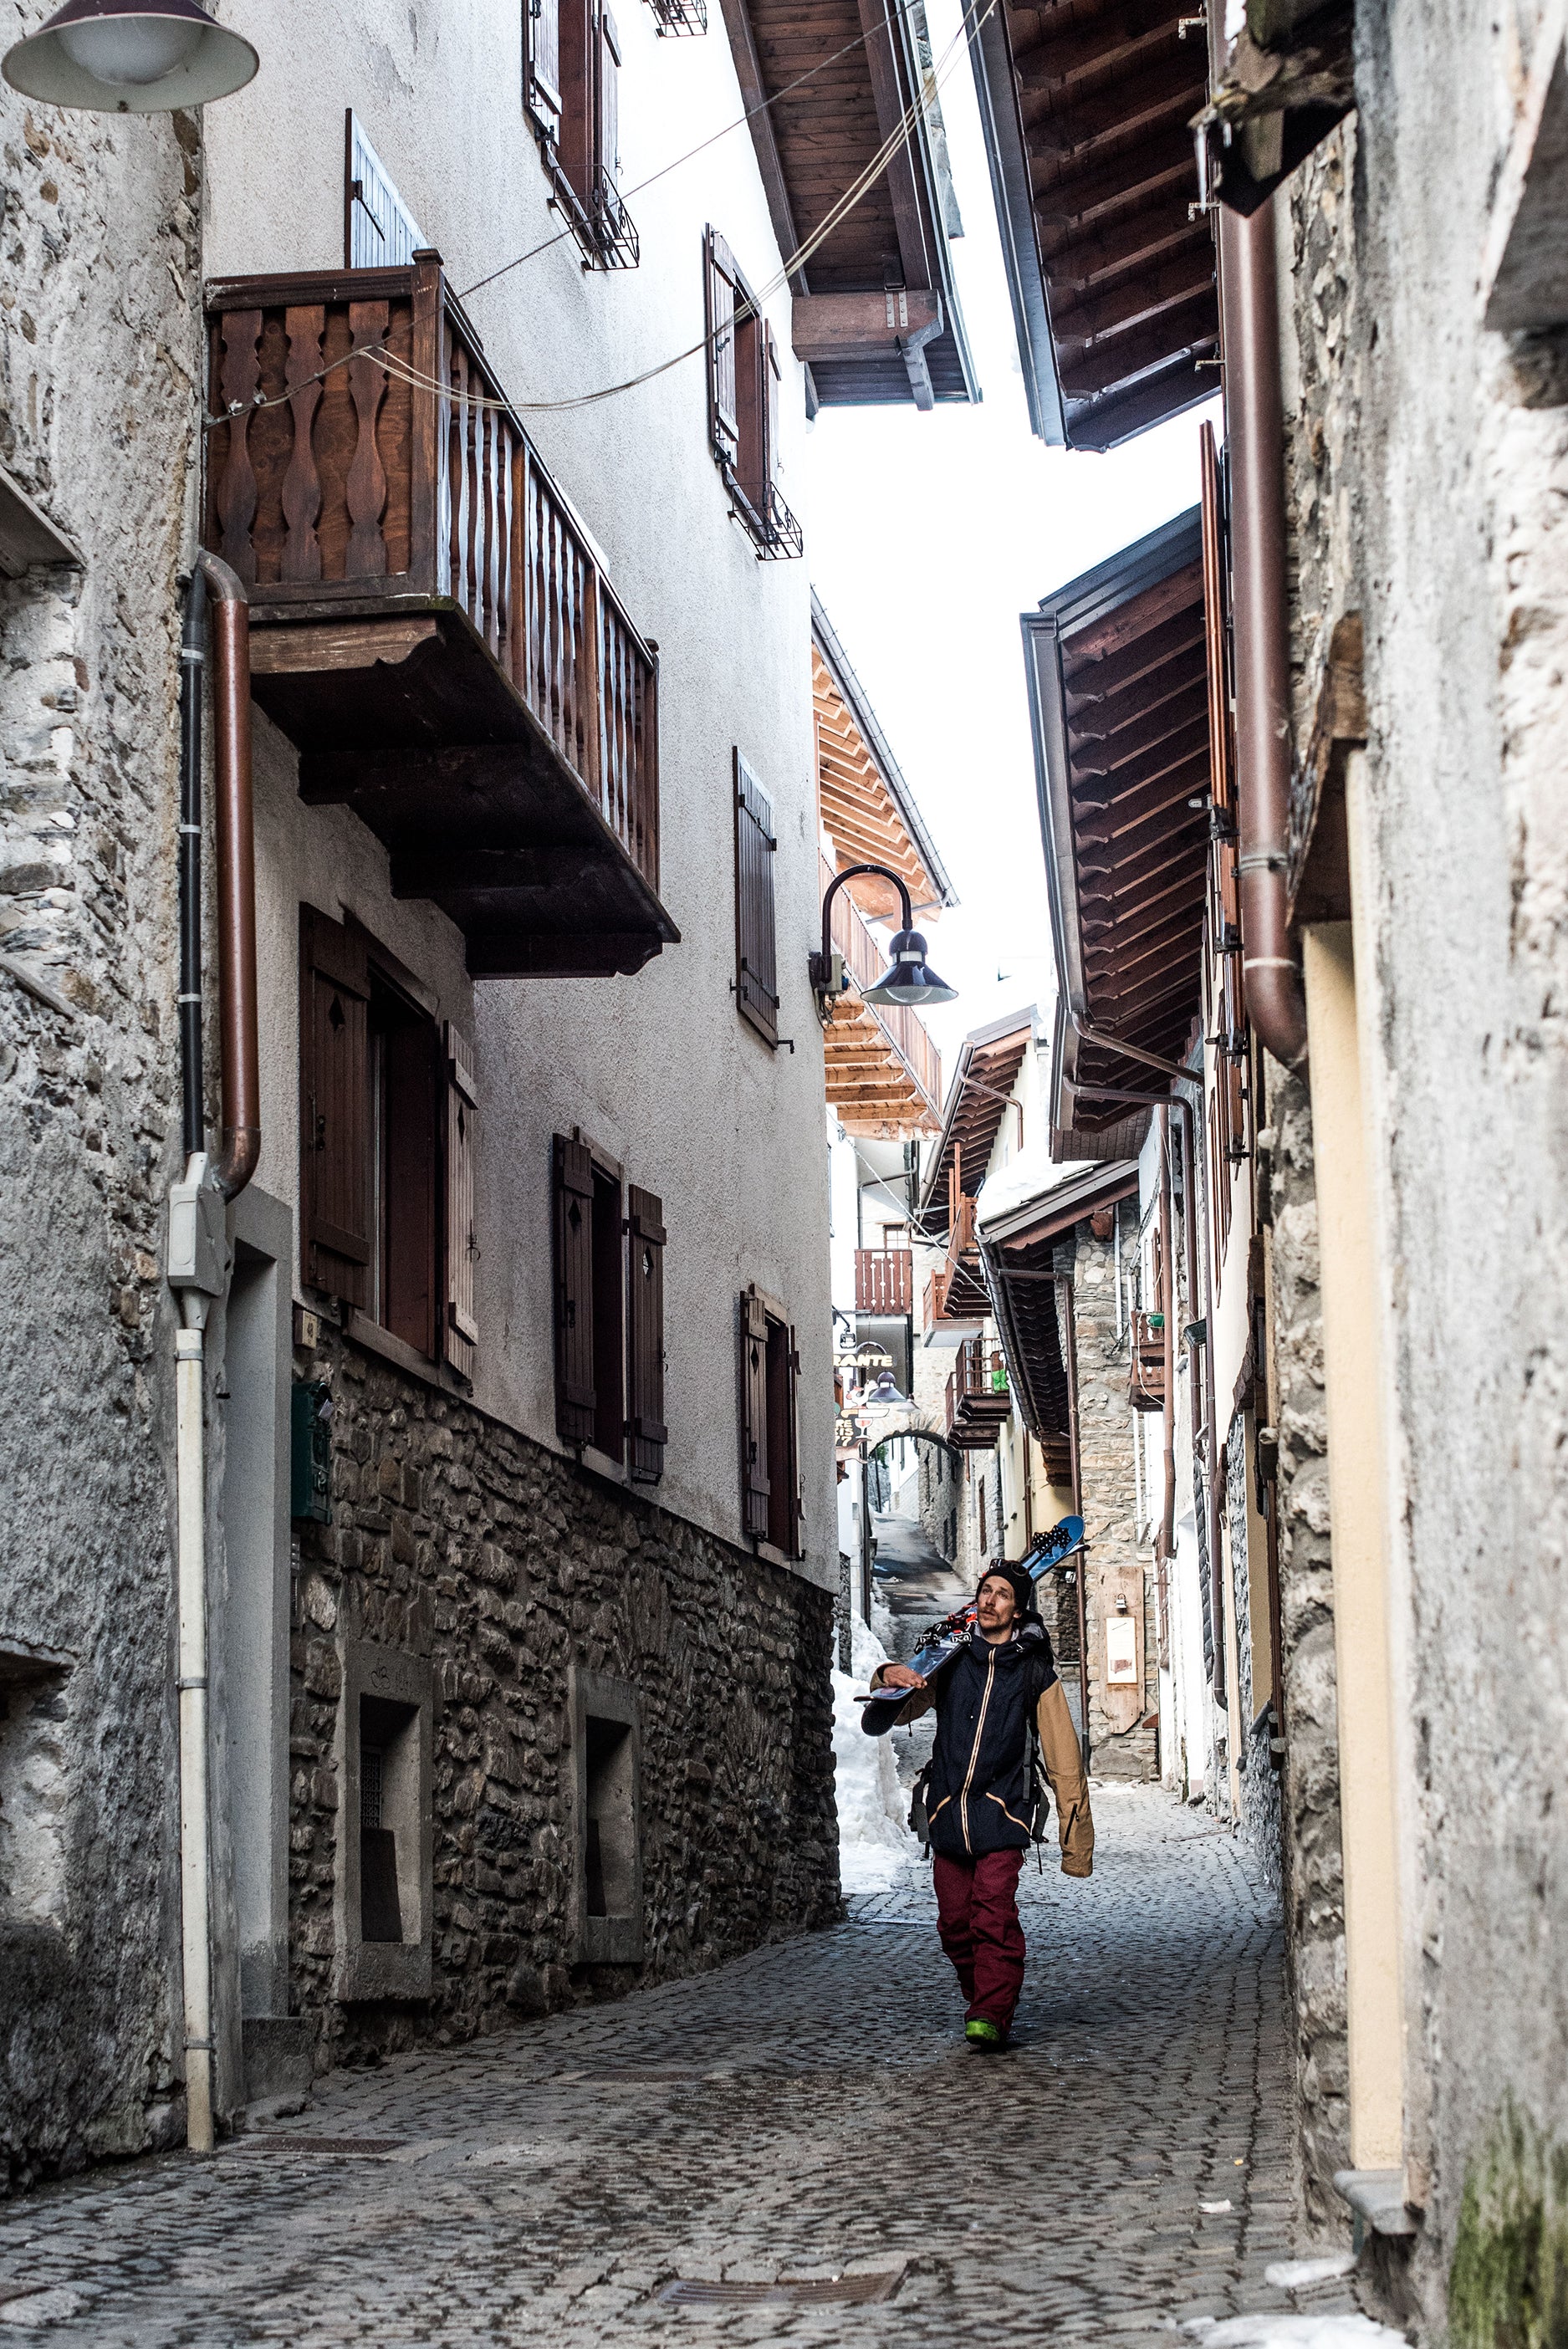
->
xmin=524 ymin=0 xmax=639 ymax=270
xmin=733 ymin=748 xmax=780 ymax=1048
xmin=703 ymin=227 xmax=802 ymax=560
xmin=738 ymin=1282 xmax=802 ymax=1559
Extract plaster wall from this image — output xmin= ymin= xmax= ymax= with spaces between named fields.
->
xmin=0 ymin=73 xmax=202 ymax=2185
xmin=1326 ymin=0 xmax=1568 ymax=2309
xmin=203 ymin=0 xmax=835 ymax=1588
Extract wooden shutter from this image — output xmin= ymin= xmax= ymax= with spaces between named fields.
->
xmin=443 ymin=1022 xmax=478 ymax=1379
xmin=733 ymin=751 xmax=779 ymax=1046
xmin=783 ymin=1321 xmax=803 ymax=1556
xmin=626 ymin=1184 xmax=667 ymax=1483
xmin=599 ymin=7 xmax=621 ymax=191
xmin=299 ymin=906 xmax=371 ymax=1306
xmin=739 ymin=1288 xmax=771 ymax=1538
xmin=705 ymin=228 xmax=739 ymax=463
xmin=553 ymin=1134 xmax=596 ymax=1444
xmin=525 ymin=0 xmax=563 ymax=135
xmin=764 ymin=319 xmax=781 ymax=506
xmin=345 ymin=110 xmax=425 ymax=269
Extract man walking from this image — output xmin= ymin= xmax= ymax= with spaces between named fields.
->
xmin=872 ymin=1565 xmax=1093 ymax=2048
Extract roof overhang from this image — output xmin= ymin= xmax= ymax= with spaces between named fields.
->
xmin=1024 ymin=509 xmax=1208 ymax=1152
xmin=917 ymin=1009 xmax=1035 ymax=1228
xmin=978 ymin=1159 xmax=1139 ymax=1442
xmin=718 ymin=0 xmax=978 ymax=410
xmin=966 ymin=0 xmax=1218 ymax=447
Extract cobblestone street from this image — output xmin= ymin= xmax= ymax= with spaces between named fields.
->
xmin=0 ymin=1787 xmax=1370 ymax=2345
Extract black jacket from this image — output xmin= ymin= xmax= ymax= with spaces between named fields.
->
xmin=924 ymin=1621 xmax=1057 ymax=1858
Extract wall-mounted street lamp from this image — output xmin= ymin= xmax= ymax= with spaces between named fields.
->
xmin=811 ymin=862 xmax=957 ymax=1018
xmin=3 ymin=0 xmax=258 ymax=112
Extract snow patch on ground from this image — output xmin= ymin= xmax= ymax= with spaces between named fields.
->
xmin=1187 ymin=2315 xmax=1406 ymax=2348
xmin=1264 ymin=2256 xmax=1360 ymax=2290
xmin=832 ymin=1612 xmax=918 ymax=1892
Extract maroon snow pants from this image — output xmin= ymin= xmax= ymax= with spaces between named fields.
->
xmin=932 ymin=1846 xmax=1026 ymax=2031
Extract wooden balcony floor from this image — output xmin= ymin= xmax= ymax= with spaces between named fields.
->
xmin=255 ymin=604 xmax=677 ymax=978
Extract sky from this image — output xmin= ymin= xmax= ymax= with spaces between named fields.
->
xmin=800 ymin=0 xmax=1218 ymax=1077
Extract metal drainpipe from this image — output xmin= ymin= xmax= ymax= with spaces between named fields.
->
xmin=171 ymin=548 xmax=258 ymax=2155
xmin=1219 ymin=199 xmax=1309 ymax=1073
xmin=1067 ymin=1020 xmax=1225 ymax=1699
xmin=1157 ymin=1107 xmax=1177 ymax=1568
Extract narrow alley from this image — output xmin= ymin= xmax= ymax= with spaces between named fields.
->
xmin=0 ymin=1790 xmax=1356 ymax=2345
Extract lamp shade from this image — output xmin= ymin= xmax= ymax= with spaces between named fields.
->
xmin=3 ymin=0 xmax=258 ymax=110
xmin=861 ymin=928 xmax=957 ymax=1009
xmin=866 ymin=1370 xmax=907 ymax=1407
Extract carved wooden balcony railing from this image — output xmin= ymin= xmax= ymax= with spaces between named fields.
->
xmin=203 ymin=253 xmax=677 ymax=978
xmin=855 ymin=1248 xmax=914 ymax=1316
xmin=820 ymin=856 xmax=942 ymax=1136
xmin=924 ymin=1192 xmax=987 ymax=1327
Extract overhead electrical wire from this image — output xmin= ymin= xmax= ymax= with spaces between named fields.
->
xmin=204 ymin=0 xmax=988 ymax=431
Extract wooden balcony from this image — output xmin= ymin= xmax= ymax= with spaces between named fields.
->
xmin=1128 ymin=1311 xmax=1168 ymax=1412
xmin=202 ymin=254 xmax=677 ymax=979
xmin=924 ymin=1194 xmax=988 ymax=1327
xmin=855 ymin=1248 xmax=913 ymax=1316
xmin=945 ymin=1337 xmax=1012 ymax=1447
xmin=820 ymin=857 xmax=942 ymax=1136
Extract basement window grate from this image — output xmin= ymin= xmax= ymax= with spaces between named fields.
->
xmin=245 ymin=2136 xmax=408 ymax=2157
xmin=656 ymin=2272 xmax=904 ymax=2308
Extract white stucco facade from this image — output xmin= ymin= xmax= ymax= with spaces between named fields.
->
xmin=203 ymin=0 xmax=835 ymax=1583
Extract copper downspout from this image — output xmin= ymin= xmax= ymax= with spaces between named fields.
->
xmin=1157 ymin=1107 xmax=1177 ymax=1568
xmin=1219 ymin=200 xmax=1309 ymax=1073
xmin=197 ymin=550 xmax=259 ymax=1200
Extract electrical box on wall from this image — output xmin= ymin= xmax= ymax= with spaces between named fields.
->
xmin=290 ymin=1381 xmax=333 ymax=1524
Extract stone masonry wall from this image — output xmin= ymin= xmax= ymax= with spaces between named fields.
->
xmin=1227 ymin=1420 xmax=1282 ymax=1901
xmin=288 ymin=1325 xmax=840 ymax=2076
xmin=1262 ymin=1063 xmax=1347 ymax=2229
xmin=1070 ymin=1226 xmax=1157 ymax=1782
xmin=0 ymin=84 xmax=202 ymax=2193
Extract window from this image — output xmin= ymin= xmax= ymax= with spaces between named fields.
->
xmin=704 ymin=229 xmax=803 ymax=560
xmin=337 ymin=1641 xmax=432 ymax=2002
xmin=299 ymin=906 xmax=478 ymax=1373
xmin=739 ymin=1285 xmax=802 ymax=1555
xmin=525 ymin=0 xmax=639 ymax=268
xmin=552 ymin=1133 xmax=667 ymax=1481
xmin=345 ymin=110 xmax=425 ymax=268
xmin=571 ymin=1668 xmax=643 ymax=1964
xmin=733 ymin=750 xmax=779 ymax=1046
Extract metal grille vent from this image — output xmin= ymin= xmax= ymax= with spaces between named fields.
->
xmin=360 ymin=1745 xmax=382 ymax=1831
xmin=245 ymin=2137 xmax=407 ymax=2157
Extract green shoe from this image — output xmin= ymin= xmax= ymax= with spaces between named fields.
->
xmin=965 ymin=2019 xmax=1004 ymax=2050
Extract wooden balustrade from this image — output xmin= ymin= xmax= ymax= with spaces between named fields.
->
xmin=1128 ymin=1310 xmax=1168 ymax=1412
xmin=855 ymin=1248 xmax=914 ymax=1315
xmin=203 ymin=255 xmax=666 ymax=973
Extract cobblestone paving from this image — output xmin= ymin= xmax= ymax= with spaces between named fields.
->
xmin=0 ymin=1789 xmax=1369 ymax=2345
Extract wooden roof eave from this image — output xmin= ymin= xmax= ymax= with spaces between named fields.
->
xmin=968 ymin=0 xmax=1067 ymax=443
xmin=812 ymin=595 xmax=958 ymax=910
xmin=1024 ymin=509 xmax=1207 ymax=1152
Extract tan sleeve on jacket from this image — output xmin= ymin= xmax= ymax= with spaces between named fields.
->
xmin=869 ymin=1662 xmax=936 ymax=1725
xmin=1037 ymin=1677 xmax=1094 ymax=1877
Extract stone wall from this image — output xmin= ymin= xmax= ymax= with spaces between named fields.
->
xmin=0 ymin=87 xmax=202 ymax=2193
xmin=1068 ymin=1226 xmax=1157 ymax=1781
xmin=1226 ymin=1420 xmax=1282 ymax=1899
xmin=1262 ymin=1063 xmax=1347 ymax=2228
xmin=287 ymin=1323 xmax=840 ymax=2075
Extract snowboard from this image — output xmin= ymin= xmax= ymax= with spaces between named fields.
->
xmin=856 ymin=1515 xmax=1085 ymax=1738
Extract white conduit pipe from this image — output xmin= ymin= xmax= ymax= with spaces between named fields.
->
xmin=175 ymin=1282 xmax=215 ymax=2154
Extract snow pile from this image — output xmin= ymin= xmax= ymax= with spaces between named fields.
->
xmin=1264 ymin=2257 xmax=1360 ymax=2291
xmin=832 ymin=1612 xmax=919 ymax=1892
xmin=1187 ymin=2316 xmax=1407 ymax=2349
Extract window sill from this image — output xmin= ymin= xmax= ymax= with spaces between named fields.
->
xmin=752 ymin=1537 xmax=804 ymax=1572
xmin=344 ymin=1310 xmax=470 ymax=1397
xmin=1332 ymin=2168 xmax=1419 ymax=2244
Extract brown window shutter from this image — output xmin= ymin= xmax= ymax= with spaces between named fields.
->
xmin=599 ymin=7 xmax=621 ymax=191
xmin=553 ymin=1133 xmax=597 ymax=1444
xmin=526 ymin=0 xmax=563 ymax=133
xmin=626 ymin=1184 xmax=666 ymax=1483
xmin=733 ymin=750 xmax=779 ymax=1046
xmin=739 ymin=1287 xmax=771 ymax=1538
xmin=764 ymin=319 xmax=781 ymax=500
xmin=299 ymin=906 xmax=371 ymax=1306
xmin=705 ymin=227 xmax=739 ymax=463
xmin=784 ymin=1322 xmax=804 ymax=1556
xmin=443 ymin=1021 xmax=478 ymax=1379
